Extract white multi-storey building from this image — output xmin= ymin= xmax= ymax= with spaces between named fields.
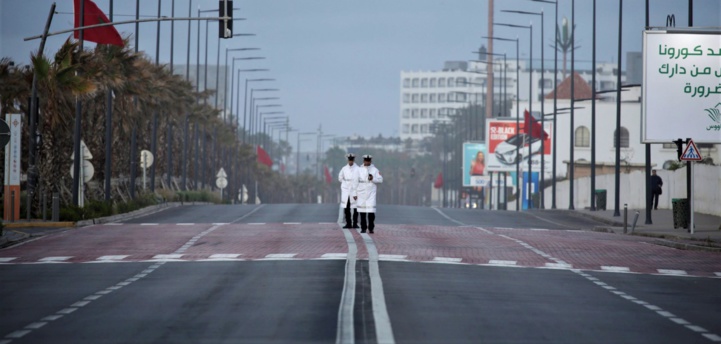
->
xmin=400 ymin=54 xmax=629 ymax=141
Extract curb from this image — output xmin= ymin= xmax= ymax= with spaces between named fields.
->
xmin=75 ymin=202 xmax=191 ymax=226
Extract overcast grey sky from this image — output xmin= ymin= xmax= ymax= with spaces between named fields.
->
xmin=1 ymin=0 xmax=720 ymax=140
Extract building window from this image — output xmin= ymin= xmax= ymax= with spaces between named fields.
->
xmin=412 ymin=109 xmax=419 ymax=118
xmin=456 ymin=93 xmax=466 ymax=102
xmin=403 ymin=93 xmax=410 ymax=103
xmin=421 ymin=124 xmax=429 ymax=134
xmin=411 ymin=124 xmax=419 ymax=133
xmin=439 ymin=94 xmax=446 ymax=102
xmin=600 ymin=81 xmax=615 ymax=91
xmin=438 ymin=109 xmax=446 ymax=118
xmin=421 ymin=94 xmax=428 ymax=103
xmin=412 ymin=94 xmax=419 ymax=103
xmin=439 ymin=78 xmax=446 ymax=87
xmin=402 ymin=109 xmax=410 ymax=118
xmin=662 ymin=142 xmax=675 ymax=149
xmin=430 ymin=109 xmax=437 ymax=118
xmin=430 ymin=94 xmax=437 ymax=103
xmin=614 ymin=127 xmax=630 ymax=148
xmin=412 ymin=78 xmax=419 ymax=88
xmin=421 ymin=78 xmax=428 ymax=88
xmin=421 ymin=109 xmax=428 ymax=118
xmin=456 ymin=77 xmax=467 ymax=86
xmin=447 ymin=78 xmax=455 ymax=87
xmin=575 ymin=126 xmax=590 ymax=147
xmin=402 ymin=124 xmax=409 ymax=133
xmin=430 ymin=78 xmax=437 ymax=87
xmin=403 ymin=78 xmax=410 ymax=88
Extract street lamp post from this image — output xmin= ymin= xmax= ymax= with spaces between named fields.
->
xmin=502 ymin=9 xmax=546 ymax=209
xmin=243 ymin=84 xmax=277 ymax=143
xmin=484 ymin=35 xmax=520 ymax=211
xmin=224 ymin=48 xmax=260 ymax=120
xmin=297 ymin=132 xmax=316 ymax=176
xmin=495 ymin=21 xmax=532 ymax=210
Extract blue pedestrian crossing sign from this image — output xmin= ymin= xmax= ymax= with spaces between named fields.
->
xmin=680 ymin=139 xmax=703 ymax=161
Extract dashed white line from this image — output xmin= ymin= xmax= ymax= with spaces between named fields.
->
xmin=176 ymin=223 xmax=195 ymax=226
xmin=488 ymin=260 xmax=517 ymax=266
xmin=433 ymin=257 xmax=463 ymax=263
xmin=379 ymin=254 xmax=407 ymax=261
xmin=24 ymin=322 xmax=47 ymax=330
xmin=104 ymin=223 xmax=123 ymax=226
xmin=209 ymin=254 xmax=242 ymax=259
xmin=657 ymin=269 xmax=687 ymax=276
xmin=283 ymin=222 xmax=301 ymax=225
xmin=601 ymin=266 xmax=630 ymax=273
xmin=545 ymin=263 xmax=572 ymax=269
xmin=264 ymin=253 xmax=297 ymax=259
xmin=71 ymin=301 xmax=90 ymax=308
xmin=41 ymin=315 xmax=62 ymax=322
xmin=0 ymin=258 xmax=16 ymax=263
xmin=38 ymin=257 xmax=72 ymax=262
xmin=687 ymin=325 xmax=708 ymax=333
xmin=247 ymin=223 xmax=266 ymax=225
xmin=57 ymin=308 xmax=77 ymax=315
xmin=97 ymin=255 xmax=129 ymax=261
xmin=152 ymin=254 xmax=184 ymax=260
xmin=703 ymin=334 xmax=721 ymax=342
xmin=320 ymin=253 xmax=347 ymax=259
xmin=6 ymin=330 xmax=30 ymax=338
xmin=140 ymin=223 xmax=158 ymax=226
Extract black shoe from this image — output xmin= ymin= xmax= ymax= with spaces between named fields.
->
xmin=352 ymin=224 xmax=359 ymax=229
xmin=369 ymin=230 xmax=374 ymax=234
xmin=342 ymin=225 xmax=352 ymax=229
xmin=360 ymin=230 xmax=366 ymax=233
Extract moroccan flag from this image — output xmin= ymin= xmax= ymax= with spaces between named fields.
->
xmin=74 ymin=0 xmax=124 ymax=47
xmin=324 ymin=165 xmax=332 ymax=184
xmin=524 ymin=109 xmax=549 ymax=140
xmin=257 ymin=146 xmax=272 ymax=167
xmin=433 ymin=172 xmax=443 ymax=189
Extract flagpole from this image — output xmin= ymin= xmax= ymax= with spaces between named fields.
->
xmin=104 ymin=0 xmax=114 ymax=202
xmin=72 ymin=0 xmax=85 ymax=205
xmin=27 ymin=3 xmax=56 ymax=218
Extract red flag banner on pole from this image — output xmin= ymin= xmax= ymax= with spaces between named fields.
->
xmin=524 ymin=109 xmax=548 ymax=140
xmin=433 ymin=172 xmax=443 ymax=189
xmin=74 ymin=0 xmax=124 ymax=46
xmin=324 ymin=165 xmax=332 ymax=184
xmin=257 ymin=146 xmax=272 ymax=167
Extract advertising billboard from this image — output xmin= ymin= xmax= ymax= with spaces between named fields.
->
xmin=643 ymin=31 xmax=721 ymax=143
xmin=485 ymin=119 xmax=552 ymax=174
xmin=462 ymin=142 xmax=488 ymax=187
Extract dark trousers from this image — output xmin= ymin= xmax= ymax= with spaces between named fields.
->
xmin=651 ymin=192 xmax=660 ymax=210
xmin=344 ymin=198 xmax=358 ymax=227
xmin=359 ymin=212 xmax=375 ymax=231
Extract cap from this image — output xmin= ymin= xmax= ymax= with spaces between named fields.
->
xmin=346 ymin=153 xmax=355 ymax=160
xmin=362 ymin=154 xmax=372 ymax=161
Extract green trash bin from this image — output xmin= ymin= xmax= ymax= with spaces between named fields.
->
xmin=672 ymin=198 xmax=689 ymax=229
xmin=594 ymin=189 xmax=607 ymax=210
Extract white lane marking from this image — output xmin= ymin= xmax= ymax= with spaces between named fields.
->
xmin=0 ymin=258 xmax=16 ymax=263
xmin=337 ymin=220 xmax=358 ymax=344
xmin=6 ymin=330 xmax=30 ymax=338
xmin=601 ymin=266 xmax=630 ymax=273
xmin=433 ymin=257 xmax=462 ymax=263
xmin=208 ymin=254 xmax=241 ymax=259
xmin=545 ymin=263 xmax=573 ymax=269
xmin=703 ymin=334 xmax=721 ymax=342
xmin=177 ymin=223 xmax=195 ymax=226
xmin=715 ymin=272 xmax=721 ymax=277
xmin=41 ymin=315 xmax=63 ymax=322
xmin=264 ymin=253 xmax=297 ymax=259
xmin=488 ymin=260 xmax=517 ymax=266
xmin=140 ymin=223 xmax=158 ymax=226
xmin=657 ymin=269 xmax=687 ymax=276
xmin=319 ymin=222 xmax=336 ymax=224
xmin=360 ymin=233 xmax=396 ymax=344
xmin=104 ymin=223 xmax=123 ymax=226
xmin=247 ymin=223 xmax=266 ymax=225
xmin=212 ymin=223 xmax=229 ymax=226
xmin=84 ymin=295 xmax=102 ymax=301
xmin=379 ymin=254 xmax=407 ymax=261
xmin=687 ymin=325 xmax=708 ymax=333
xmin=431 ymin=207 xmax=466 ymax=226
xmin=71 ymin=301 xmax=90 ymax=308
xmin=97 ymin=255 xmax=129 ymax=261
xmin=57 ymin=308 xmax=77 ymax=315
xmin=39 ymin=257 xmax=72 ymax=262
xmin=152 ymin=254 xmax=184 ymax=260
xmin=283 ymin=222 xmax=301 ymax=225
xmin=475 ymin=227 xmax=494 ymax=234
xmin=530 ymin=228 xmax=549 ymax=231
xmin=25 ymin=322 xmax=47 ymax=330
xmin=321 ymin=253 xmax=347 ymax=259
xmin=670 ymin=318 xmax=690 ymax=325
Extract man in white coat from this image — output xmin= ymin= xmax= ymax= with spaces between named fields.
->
xmin=356 ymin=155 xmax=383 ymax=233
xmin=338 ymin=153 xmax=359 ymax=229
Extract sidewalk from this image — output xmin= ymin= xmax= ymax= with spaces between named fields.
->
xmin=567 ymin=208 xmax=721 ymax=251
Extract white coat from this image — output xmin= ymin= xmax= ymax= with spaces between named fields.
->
xmin=356 ymin=163 xmax=383 ymax=213
xmin=338 ymin=163 xmax=359 ymax=208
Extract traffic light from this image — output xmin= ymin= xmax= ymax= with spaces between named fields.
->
xmin=219 ymin=0 xmax=233 ymax=39
xmin=673 ymin=138 xmax=684 ymax=161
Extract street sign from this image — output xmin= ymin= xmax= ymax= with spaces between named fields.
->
xmin=140 ymin=150 xmax=154 ymax=168
xmin=680 ymin=139 xmax=703 ymax=161
xmin=70 ymin=140 xmax=93 ymax=160
xmin=69 ymin=159 xmax=95 ymax=183
xmin=216 ymin=167 xmax=227 ymax=178
xmin=0 ymin=120 xmax=10 ymax=147
xmin=216 ymin=177 xmax=228 ymax=189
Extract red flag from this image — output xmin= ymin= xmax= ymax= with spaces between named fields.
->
xmin=74 ymin=0 xmax=124 ymax=47
xmin=433 ymin=172 xmax=443 ymax=189
xmin=524 ymin=109 xmax=549 ymax=140
xmin=324 ymin=166 xmax=332 ymax=184
xmin=256 ymin=146 xmax=272 ymax=167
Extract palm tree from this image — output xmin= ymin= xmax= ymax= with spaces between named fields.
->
xmin=552 ymin=17 xmax=580 ymax=79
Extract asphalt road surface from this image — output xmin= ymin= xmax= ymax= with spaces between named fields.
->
xmin=0 ymin=204 xmax=719 ymax=343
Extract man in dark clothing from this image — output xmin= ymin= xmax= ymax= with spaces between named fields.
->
xmin=650 ymin=169 xmax=663 ymax=210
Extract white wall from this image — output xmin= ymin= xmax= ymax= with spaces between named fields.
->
xmin=545 ymin=164 xmax=721 ymax=216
